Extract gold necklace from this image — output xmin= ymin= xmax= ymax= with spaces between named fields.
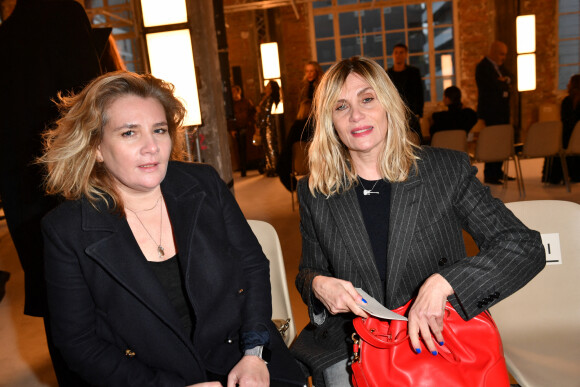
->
xmin=126 ymin=196 xmax=165 ymax=258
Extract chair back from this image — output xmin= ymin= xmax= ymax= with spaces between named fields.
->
xmin=247 ymin=220 xmax=297 ymax=346
xmin=474 ymin=124 xmax=514 ymax=162
xmin=490 ymin=200 xmax=580 ymax=387
xmin=430 ymin=130 xmax=468 ymax=152
xmin=565 ymin=120 xmax=580 ymax=155
xmin=522 ymin=121 xmax=562 ymax=158
xmin=292 ymin=141 xmax=310 ymax=177
xmin=538 ymin=103 xmax=560 ymax=122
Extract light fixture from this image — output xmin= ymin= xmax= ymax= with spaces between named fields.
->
xmin=516 ymin=14 xmax=536 ymax=92
xmin=517 ymin=54 xmax=536 ymax=92
xmin=441 ymin=54 xmax=454 ymax=90
xmin=260 ymin=43 xmax=281 ymax=80
xmin=260 ymin=43 xmax=284 ymax=114
xmin=140 ymin=0 xmax=202 ymax=160
xmin=516 ymin=15 xmax=536 ymax=54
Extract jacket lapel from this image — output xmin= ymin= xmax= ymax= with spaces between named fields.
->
xmin=160 ymin=165 xmax=206 ymax=279
xmin=81 ymin=168 xmax=205 ymax=354
xmin=385 ymin=167 xmax=423 ymax=307
xmin=327 ymin=187 xmax=384 ymax=303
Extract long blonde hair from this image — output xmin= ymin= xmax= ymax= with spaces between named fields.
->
xmin=39 ymin=71 xmax=186 ymax=211
xmin=308 ymin=56 xmax=419 ymax=196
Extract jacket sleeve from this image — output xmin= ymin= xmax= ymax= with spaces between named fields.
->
xmin=294 ymin=178 xmax=334 ymax=326
xmin=436 ymin=151 xmax=546 ymax=319
xmin=42 ymin=215 xmax=186 ymax=387
xmin=207 ymin=166 xmax=273 ymax=343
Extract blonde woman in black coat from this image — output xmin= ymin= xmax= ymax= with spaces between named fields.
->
xmin=39 ymin=72 xmax=305 ymax=387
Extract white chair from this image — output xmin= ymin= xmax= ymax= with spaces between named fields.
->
xmin=517 ymin=121 xmax=571 ymax=196
xmin=470 ymin=124 xmax=523 ymax=195
xmin=564 ymin=120 xmax=580 ymax=157
xmin=489 ymin=200 xmax=580 ymax=387
xmin=430 ymin=129 xmax=468 ymax=153
xmin=247 ymin=220 xmax=297 ymax=346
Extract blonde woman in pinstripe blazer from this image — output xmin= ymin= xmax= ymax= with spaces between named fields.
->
xmin=291 ymin=57 xmax=545 ymax=386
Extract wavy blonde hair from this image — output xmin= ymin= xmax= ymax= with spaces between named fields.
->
xmin=39 ymin=71 xmax=186 ymax=211
xmin=308 ymin=56 xmax=419 ymax=196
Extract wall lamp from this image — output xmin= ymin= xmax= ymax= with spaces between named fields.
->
xmin=516 ymin=15 xmax=536 ymax=92
xmin=260 ymin=42 xmax=284 ymax=114
xmin=140 ymin=0 xmax=202 ymax=160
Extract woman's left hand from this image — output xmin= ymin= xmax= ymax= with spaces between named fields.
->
xmin=227 ymin=355 xmax=269 ymax=387
xmin=407 ymin=273 xmax=454 ymax=355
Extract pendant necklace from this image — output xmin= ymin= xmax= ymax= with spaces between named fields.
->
xmin=358 ymin=176 xmax=380 ymax=196
xmin=126 ymin=196 xmax=165 ymax=258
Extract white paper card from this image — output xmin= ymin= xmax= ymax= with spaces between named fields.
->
xmin=540 ymin=233 xmax=562 ymax=265
xmin=355 ymin=288 xmax=408 ymax=321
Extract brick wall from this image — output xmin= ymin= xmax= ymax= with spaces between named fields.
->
xmin=225 ymin=2 xmax=313 ymax=137
xmin=456 ymin=0 xmax=496 ymax=111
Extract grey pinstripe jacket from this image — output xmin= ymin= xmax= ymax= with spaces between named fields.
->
xmin=291 ymin=147 xmax=545 ymax=386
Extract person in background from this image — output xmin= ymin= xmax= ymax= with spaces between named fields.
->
xmin=387 ymin=43 xmax=424 ymax=144
xmin=543 ymin=73 xmax=580 ymax=184
xmin=0 ymin=0 xmax=104 ymax=384
xmin=256 ymin=80 xmax=281 ymax=177
xmin=475 ymin=41 xmax=512 ymax=185
xmin=291 ymin=56 xmax=545 ymax=386
xmin=39 ymin=71 xmax=306 ymax=386
xmin=429 ymin=86 xmax=477 ymax=138
xmin=300 ymin=61 xmax=324 ymax=102
xmin=230 ymin=85 xmax=256 ymax=177
xmin=277 ymin=99 xmax=315 ymax=192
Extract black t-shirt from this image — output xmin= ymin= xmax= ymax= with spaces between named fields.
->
xmin=354 ymin=177 xmax=392 ymax=295
xmin=148 ymin=255 xmax=196 ymax=339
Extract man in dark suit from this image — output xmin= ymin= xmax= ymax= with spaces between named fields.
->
xmin=476 ymin=41 xmax=512 ymax=184
xmin=387 ymin=43 xmax=424 ymax=143
xmin=0 ymin=0 xmax=103 ymax=384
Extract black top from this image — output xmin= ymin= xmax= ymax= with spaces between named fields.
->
xmin=430 ymin=106 xmax=478 ymax=137
xmin=355 ymin=177 xmax=391 ymax=294
xmin=561 ymin=95 xmax=580 ymax=147
xmin=148 ymin=255 xmax=196 ymax=339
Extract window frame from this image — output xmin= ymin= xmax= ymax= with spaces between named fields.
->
xmin=308 ymin=0 xmax=459 ymax=103
xmin=557 ymin=0 xmax=580 ymax=90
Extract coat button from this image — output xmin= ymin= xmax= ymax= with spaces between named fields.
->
xmin=493 ymin=291 xmax=500 ymax=298
xmin=125 ymin=349 xmax=135 ymax=358
xmin=477 ymin=302 xmax=483 ymax=308
xmin=438 ymin=257 xmax=448 ymax=266
xmin=225 ymin=338 xmax=233 ymax=344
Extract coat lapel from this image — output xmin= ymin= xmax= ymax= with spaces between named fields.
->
xmin=385 ymin=166 xmax=423 ymax=307
xmin=81 ymin=166 xmax=206 ymax=353
xmin=327 ymin=187 xmax=384 ymax=303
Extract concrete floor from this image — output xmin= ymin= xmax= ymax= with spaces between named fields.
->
xmin=1 ymin=157 xmax=579 ymax=386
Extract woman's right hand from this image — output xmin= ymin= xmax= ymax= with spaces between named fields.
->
xmin=312 ymin=275 xmax=369 ymax=318
xmin=187 ymin=383 xmax=222 ymax=387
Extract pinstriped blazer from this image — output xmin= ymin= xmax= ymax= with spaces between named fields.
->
xmin=291 ymin=147 xmax=545 ymax=386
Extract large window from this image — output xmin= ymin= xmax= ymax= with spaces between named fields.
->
xmin=558 ymin=0 xmax=580 ymax=90
xmin=312 ymin=0 xmax=455 ymax=102
xmin=85 ymin=0 xmax=144 ymax=73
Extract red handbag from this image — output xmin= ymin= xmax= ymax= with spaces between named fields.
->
xmin=351 ymin=299 xmax=510 ymax=387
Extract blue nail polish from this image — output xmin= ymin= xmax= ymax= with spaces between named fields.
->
xmin=361 ymin=298 xmax=367 ymax=304
xmin=415 ymin=348 xmax=421 ymax=354
xmin=432 ymin=351 xmax=438 ymax=356
xmin=439 ymin=341 xmax=445 ymax=346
